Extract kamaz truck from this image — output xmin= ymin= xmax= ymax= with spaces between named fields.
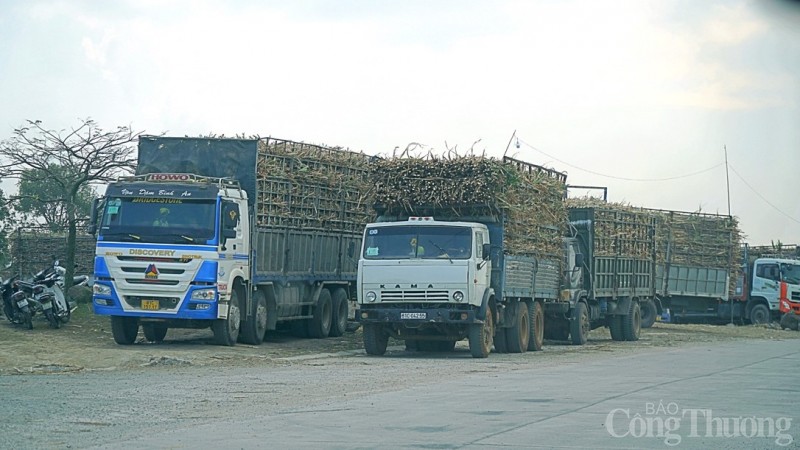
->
xmin=356 ymin=156 xmax=567 ymax=358
xmin=90 ymin=136 xmax=372 ymax=346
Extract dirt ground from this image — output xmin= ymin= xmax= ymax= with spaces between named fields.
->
xmin=1 ymin=303 xmax=798 ymax=375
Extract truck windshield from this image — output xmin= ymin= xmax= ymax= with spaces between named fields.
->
xmin=363 ymin=225 xmax=472 ymax=260
xmin=780 ymin=263 xmax=800 ymax=284
xmin=99 ymin=197 xmax=217 ymax=244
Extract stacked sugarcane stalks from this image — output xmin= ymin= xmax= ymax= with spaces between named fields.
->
xmin=566 ymin=198 xmax=657 ymax=259
xmin=372 ymin=153 xmax=568 ymax=259
xmin=746 ymin=243 xmax=800 ymax=260
xmin=255 ymin=138 xmax=375 ymax=232
xmin=567 ymin=197 xmax=743 ymax=294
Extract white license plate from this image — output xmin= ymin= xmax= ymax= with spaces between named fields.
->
xmin=400 ymin=312 xmax=426 ymax=320
xmin=17 ymin=299 xmax=28 ymax=308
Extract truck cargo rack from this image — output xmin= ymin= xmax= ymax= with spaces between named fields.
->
xmin=116 ymin=173 xmax=242 ymax=190
xmin=502 ymin=156 xmax=567 ymax=184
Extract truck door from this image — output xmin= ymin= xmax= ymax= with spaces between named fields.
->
xmin=473 ymin=230 xmax=490 ymax=303
xmin=752 ymin=261 xmax=780 ymax=309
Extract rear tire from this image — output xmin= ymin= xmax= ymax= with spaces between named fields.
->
xmin=640 ymin=299 xmax=656 ymax=328
xmin=506 ymin=301 xmax=529 ymax=353
xmin=570 ymin=302 xmax=589 ymax=345
xmin=363 ymin=323 xmax=388 ymax=356
xmin=212 ymin=288 xmax=241 ymax=346
xmin=308 ymin=289 xmax=332 ymax=338
xmin=623 ymin=301 xmax=641 ymax=341
xmin=329 ymin=288 xmax=349 ymax=338
xmin=469 ymin=309 xmax=494 ymax=358
xmin=111 ymin=316 xmax=139 ymax=345
xmin=609 ymin=315 xmax=624 ymax=341
xmin=528 ymin=301 xmax=544 ymax=351
xmin=45 ymin=308 xmax=60 ymax=329
xmin=142 ymin=323 xmax=168 ymax=342
xmin=240 ymin=290 xmax=267 ymax=345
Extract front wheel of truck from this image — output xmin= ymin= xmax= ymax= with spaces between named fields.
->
xmin=212 ymin=289 xmax=241 ymax=346
xmin=111 ymin=316 xmax=139 ymax=345
xmin=363 ymin=323 xmax=388 ymax=356
xmin=609 ymin=315 xmax=624 ymax=341
xmin=570 ymin=302 xmax=589 ymax=345
xmin=469 ymin=309 xmax=494 ymax=358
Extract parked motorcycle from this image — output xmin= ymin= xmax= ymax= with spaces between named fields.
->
xmin=1 ymin=275 xmax=31 ymax=328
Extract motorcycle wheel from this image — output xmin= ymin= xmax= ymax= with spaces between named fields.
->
xmin=45 ymin=309 xmax=60 ymax=329
xmin=23 ymin=310 xmax=33 ymax=330
xmin=59 ymin=305 xmax=71 ymax=324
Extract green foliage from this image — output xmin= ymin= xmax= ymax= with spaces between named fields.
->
xmin=16 ymin=164 xmax=95 ymax=231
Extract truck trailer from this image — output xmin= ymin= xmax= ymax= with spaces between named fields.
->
xmin=90 ymin=136 xmax=373 ymax=346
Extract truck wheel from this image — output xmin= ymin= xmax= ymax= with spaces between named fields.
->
xmin=111 ymin=316 xmax=139 ymax=345
xmin=570 ymin=302 xmax=589 ymax=345
xmin=609 ymin=315 xmax=624 ymax=341
xmin=363 ymin=323 xmax=388 ymax=356
xmin=329 ymin=288 xmax=349 ymax=337
xmin=240 ymin=290 xmax=267 ymax=345
xmin=142 ymin=323 xmax=168 ymax=342
xmin=308 ymin=289 xmax=333 ymax=338
xmin=439 ymin=340 xmax=457 ymax=352
xmin=469 ymin=309 xmax=494 ymax=358
xmin=212 ymin=289 xmax=241 ymax=346
xmin=749 ymin=304 xmax=770 ymax=324
xmin=640 ymin=299 xmax=656 ymax=329
xmin=528 ymin=301 xmax=544 ymax=351
xmin=623 ymin=301 xmax=641 ymax=341
xmin=506 ymin=301 xmax=529 ymax=353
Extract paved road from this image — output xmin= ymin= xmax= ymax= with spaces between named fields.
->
xmin=97 ymin=340 xmax=799 ymax=449
xmin=2 ymin=339 xmax=798 ymax=449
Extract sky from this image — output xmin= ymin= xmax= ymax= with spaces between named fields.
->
xmin=0 ymin=0 xmax=798 ymax=245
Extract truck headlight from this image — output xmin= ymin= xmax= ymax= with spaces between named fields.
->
xmin=366 ymin=291 xmax=377 ymax=303
xmin=453 ymin=291 xmax=464 ymax=302
xmin=191 ymin=288 xmax=217 ymax=301
xmin=93 ymin=284 xmax=111 ymax=295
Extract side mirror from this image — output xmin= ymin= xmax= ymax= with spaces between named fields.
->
xmin=88 ymin=198 xmax=101 ymax=234
xmin=575 ymin=253 xmax=585 ymax=267
xmin=482 ymin=243 xmax=491 ymax=260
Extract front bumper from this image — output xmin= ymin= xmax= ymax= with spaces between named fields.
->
xmin=357 ymin=306 xmax=480 ymax=324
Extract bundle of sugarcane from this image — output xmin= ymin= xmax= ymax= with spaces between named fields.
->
xmin=566 ymin=198 xmax=657 ymax=259
xmin=372 ymin=154 xmax=568 ymax=259
xmin=746 ymin=244 xmax=800 ymax=260
xmin=255 ymin=138 xmax=374 ymax=231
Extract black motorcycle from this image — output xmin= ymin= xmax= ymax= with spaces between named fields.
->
xmin=2 ymin=274 xmax=34 ymax=329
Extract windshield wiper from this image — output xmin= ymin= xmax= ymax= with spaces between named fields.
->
xmin=428 ymin=240 xmax=453 ymax=264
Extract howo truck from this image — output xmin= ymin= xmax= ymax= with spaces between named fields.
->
xmin=357 ymin=156 xmax=568 ymax=358
xmin=90 ymin=136 xmax=372 ymax=346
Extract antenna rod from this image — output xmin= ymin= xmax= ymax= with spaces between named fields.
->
xmin=724 ymin=145 xmax=731 ymax=216
xmin=503 ymin=130 xmax=517 ymax=158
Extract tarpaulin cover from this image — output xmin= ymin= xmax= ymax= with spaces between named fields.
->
xmin=136 ymin=136 xmax=258 ymax=204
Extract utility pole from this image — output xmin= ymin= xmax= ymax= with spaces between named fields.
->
xmin=725 ymin=145 xmax=734 ymax=325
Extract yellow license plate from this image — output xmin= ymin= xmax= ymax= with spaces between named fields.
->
xmin=141 ymin=299 xmax=159 ymax=310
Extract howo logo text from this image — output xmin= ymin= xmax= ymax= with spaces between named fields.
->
xmin=146 ymin=173 xmax=190 ymax=182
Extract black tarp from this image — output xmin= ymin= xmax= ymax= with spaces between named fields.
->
xmin=136 ymin=136 xmax=258 ymax=206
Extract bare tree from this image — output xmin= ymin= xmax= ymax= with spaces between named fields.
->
xmin=0 ymin=118 xmax=144 ymax=290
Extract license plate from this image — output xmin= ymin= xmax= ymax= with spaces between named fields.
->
xmin=400 ymin=312 xmax=426 ymax=320
xmin=17 ymin=299 xmax=28 ymax=308
xmin=141 ymin=300 xmax=159 ymax=310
